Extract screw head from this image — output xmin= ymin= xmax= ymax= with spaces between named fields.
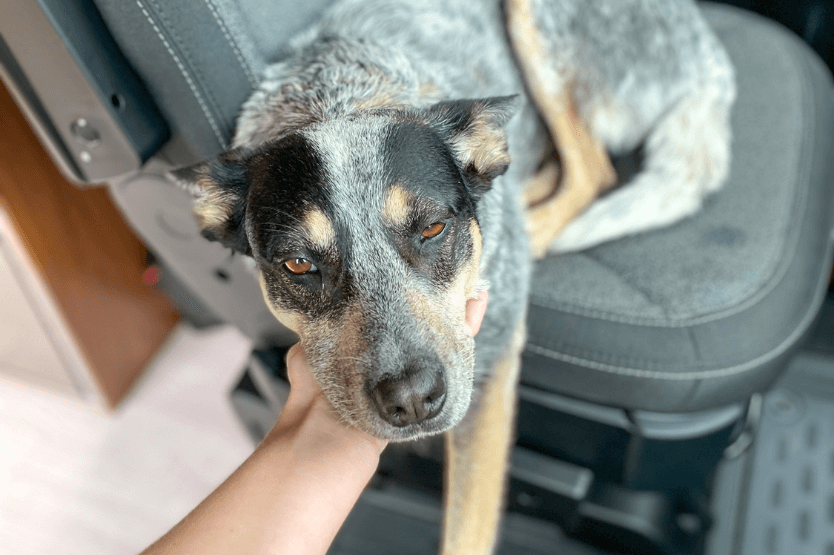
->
xmin=70 ymin=118 xmax=101 ymax=147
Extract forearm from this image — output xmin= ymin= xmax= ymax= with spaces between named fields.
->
xmin=141 ymin=419 xmax=381 ymax=555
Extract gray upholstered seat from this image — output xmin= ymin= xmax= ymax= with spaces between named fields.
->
xmin=13 ymin=3 xmax=826 ymax=551
xmin=90 ymin=1 xmax=834 ymax=414
xmin=523 ymin=5 xmax=834 ymax=413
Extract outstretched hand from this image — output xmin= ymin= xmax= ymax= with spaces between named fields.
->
xmin=274 ymin=342 xmax=389 ymax=458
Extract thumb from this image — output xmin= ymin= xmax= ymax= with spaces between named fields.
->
xmin=283 ymin=343 xmax=323 ymax=409
xmin=464 ymin=291 xmax=489 ymax=337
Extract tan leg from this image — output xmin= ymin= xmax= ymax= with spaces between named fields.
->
xmin=440 ymin=321 xmax=526 ymax=555
xmin=507 ymin=0 xmax=617 ymax=259
xmin=524 ymin=99 xmax=617 ymax=258
xmin=523 ymin=159 xmax=560 ymax=208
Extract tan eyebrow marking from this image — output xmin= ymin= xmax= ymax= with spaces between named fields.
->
xmin=383 ymin=184 xmax=413 ymax=226
xmin=303 ymin=207 xmax=336 ymax=249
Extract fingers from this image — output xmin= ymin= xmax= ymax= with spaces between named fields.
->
xmin=281 ymin=342 xmax=389 ymax=456
xmin=284 ymin=343 xmax=307 ymax=389
xmin=284 ymin=343 xmax=322 ymax=410
xmin=464 ymin=291 xmax=489 ymax=337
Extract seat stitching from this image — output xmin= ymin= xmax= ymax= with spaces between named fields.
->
xmin=203 ymin=0 xmax=258 ymax=88
xmin=149 ymin=0 xmax=230 ymax=145
xmin=525 ymin=224 xmax=830 ymax=382
xmin=135 ymin=0 xmax=227 ymax=148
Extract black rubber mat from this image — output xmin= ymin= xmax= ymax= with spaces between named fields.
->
xmin=731 ymin=351 xmax=834 ymax=555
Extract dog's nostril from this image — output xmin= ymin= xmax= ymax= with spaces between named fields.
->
xmin=371 ymin=371 xmax=446 ymax=427
xmin=425 ymin=372 xmax=446 ymax=406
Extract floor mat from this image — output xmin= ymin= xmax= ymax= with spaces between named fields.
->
xmin=733 ymin=351 xmax=834 ymax=555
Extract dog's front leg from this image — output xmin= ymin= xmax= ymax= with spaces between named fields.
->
xmin=440 ymin=321 xmax=526 ymax=555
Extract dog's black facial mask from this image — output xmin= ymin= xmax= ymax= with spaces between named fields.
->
xmin=187 ymin=96 xmax=517 ymax=440
xmin=189 ymin=95 xmax=517 ymax=255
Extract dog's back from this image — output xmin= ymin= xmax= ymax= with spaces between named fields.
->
xmin=238 ymin=0 xmax=734 ymax=255
xmin=234 ymin=0 xmax=551 ymax=210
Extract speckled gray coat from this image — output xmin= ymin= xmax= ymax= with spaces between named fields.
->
xmin=232 ymin=0 xmax=734 ymax=382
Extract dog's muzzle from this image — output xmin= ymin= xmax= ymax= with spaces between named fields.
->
xmin=369 ymin=361 xmax=447 ymax=427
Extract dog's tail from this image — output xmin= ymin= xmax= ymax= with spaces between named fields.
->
xmin=549 ymin=74 xmax=736 ymax=254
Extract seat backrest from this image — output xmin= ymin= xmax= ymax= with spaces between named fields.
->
xmin=90 ymin=0 xmax=334 ymax=166
xmin=0 ymin=0 xmax=335 ymax=184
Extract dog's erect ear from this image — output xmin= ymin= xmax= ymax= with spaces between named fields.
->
xmin=174 ymin=148 xmax=252 ymax=255
xmin=426 ymin=95 xmax=519 ymax=189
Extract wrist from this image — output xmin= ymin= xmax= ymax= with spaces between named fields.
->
xmin=264 ymin=408 xmax=386 ymax=473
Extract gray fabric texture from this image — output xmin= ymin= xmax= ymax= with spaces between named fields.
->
xmin=91 ymin=0 xmax=333 ymax=165
xmin=524 ymin=4 xmax=834 ymax=412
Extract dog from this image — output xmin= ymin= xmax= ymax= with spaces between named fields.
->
xmin=183 ymin=0 xmax=735 ymax=552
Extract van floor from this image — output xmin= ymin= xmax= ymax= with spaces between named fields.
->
xmin=0 ymin=324 xmax=253 ymax=555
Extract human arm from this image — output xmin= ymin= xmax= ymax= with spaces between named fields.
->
xmin=140 ymin=341 xmax=387 ymax=555
xmin=140 ymin=291 xmax=488 ymax=555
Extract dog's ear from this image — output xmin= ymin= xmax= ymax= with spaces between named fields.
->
xmin=173 ymin=148 xmax=252 ymax=255
xmin=426 ymin=95 xmax=519 ymax=191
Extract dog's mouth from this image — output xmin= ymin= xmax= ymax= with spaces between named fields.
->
xmin=304 ymin=333 xmax=476 ymax=442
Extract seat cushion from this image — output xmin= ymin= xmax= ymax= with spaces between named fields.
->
xmin=522 ymin=4 xmax=834 ymax=412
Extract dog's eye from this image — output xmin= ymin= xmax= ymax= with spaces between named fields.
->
xmin=421 ymin=222 xmax=445 ymax=240
xmin=284 ymin=258 xmax=317 ymax=274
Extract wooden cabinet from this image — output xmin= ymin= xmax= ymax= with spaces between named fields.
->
xmin=0 ymin=80 xmax=179 ymax=407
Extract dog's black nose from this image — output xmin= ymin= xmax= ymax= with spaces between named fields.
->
xmin=370 ymin=366 xmax=446 ymax=427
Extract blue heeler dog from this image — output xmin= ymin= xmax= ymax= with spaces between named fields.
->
xmin=184 ymin=0 xmax=735 ymax=551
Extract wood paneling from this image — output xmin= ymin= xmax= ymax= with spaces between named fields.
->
xmin=0 ymin=79 xmax=179 ymax=407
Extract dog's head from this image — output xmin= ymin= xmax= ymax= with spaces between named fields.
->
xmin=188 ymin=96 xmax=517 ymax=441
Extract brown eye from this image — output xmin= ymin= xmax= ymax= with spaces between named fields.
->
xmin=284 ymin=258 xmax=315 ymax=274
xmin=421 ymin=222 xmax=445 ymax=239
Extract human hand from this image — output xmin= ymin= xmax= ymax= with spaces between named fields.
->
xmin=137 ymin=294 xmax=494 ymax=555
xmin=269 ymin=343 xmax=389 ymax=459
